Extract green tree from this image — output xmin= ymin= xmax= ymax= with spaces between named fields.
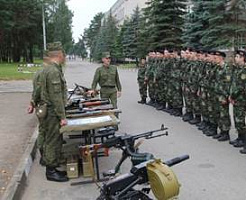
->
xmin=142 ymin=0 xmax=187 ymax=51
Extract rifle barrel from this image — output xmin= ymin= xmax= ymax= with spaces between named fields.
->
xmin=164 ymin=155 xmax=189 ymax=167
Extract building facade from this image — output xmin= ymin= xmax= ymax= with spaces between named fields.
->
xmin=104 ymin=0 xmax=149 ymax=26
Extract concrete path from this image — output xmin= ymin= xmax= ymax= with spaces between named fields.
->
xmin=21 ymin=60 xmax=246 ymax=200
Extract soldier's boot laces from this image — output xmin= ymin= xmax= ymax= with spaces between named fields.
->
xmin=217 ymin=131 xmax=230 ymax=142
xmin=233 ymin=134 xmax=245 ymax=148
xmin=189 ymin=115 xmax=201 ymax=125
xmin=182 ymin=112 xmax=193 ymax=122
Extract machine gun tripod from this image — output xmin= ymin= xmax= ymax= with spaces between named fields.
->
xmin=102 ymin=124 xmax=168 ymax=177
xmin=96 ymin=155 xmax=190 ymax=200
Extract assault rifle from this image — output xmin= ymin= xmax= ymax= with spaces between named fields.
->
xmin=96 ymin=155 xmax=189 ymax=200
xmin=66 ymin=98 xmax=110 ymax=111
xmin=67 ymin=83 xmax=93 ymax=100
xmin=102 ymin=124 xmax=168 ymax=176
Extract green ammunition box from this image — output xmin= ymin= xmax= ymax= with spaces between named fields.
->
xmin=66 ymin=155 xmax=79 ymax=179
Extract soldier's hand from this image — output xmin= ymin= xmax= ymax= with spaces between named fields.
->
xmin=60 ymin=119 xmax=67 ymax=126
xmin=27 ymin=104 xmax=34 ymax=114
xmin=117 ymin=91 xmax=122 ymax=98
xmin=87 ymin=90 xmax=95 ymax=97
xmin=228 ymin=96 xmax=235 ymax=105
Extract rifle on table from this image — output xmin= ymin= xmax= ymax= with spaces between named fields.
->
xmin=66 ymin=99 xmax=110 ymax=111
xmin=66 ymin=104 xmax=114 ymax=115
xmin=67 ymin=83 xmax=95 ymax=100
xmin=102 ymin=124 xmax=168 ymax=176
xmin=66 ymin=109 xmax=121 ymax=118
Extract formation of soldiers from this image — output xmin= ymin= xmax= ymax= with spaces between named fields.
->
xmin=137 ymin=48 xmax=246 ymax=154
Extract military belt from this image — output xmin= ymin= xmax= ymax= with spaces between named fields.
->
xmin=101 ymin=86 xmax=115 ymax=88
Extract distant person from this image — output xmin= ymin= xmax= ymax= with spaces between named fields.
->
xmin=90 ymin=52 xmax=122 ymax=109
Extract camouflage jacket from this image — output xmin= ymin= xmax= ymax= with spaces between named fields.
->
xmin=91 ymin=65 xmax=122 ymax=91
xmin=40 ymin=62 xmax=67 ymax=120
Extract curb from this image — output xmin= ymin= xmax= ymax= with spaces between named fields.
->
xmin=2 ymin=126 xmax=39 ymax=200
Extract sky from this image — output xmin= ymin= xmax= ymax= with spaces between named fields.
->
xmin=67 ymin=0 xmax=117 ymax=43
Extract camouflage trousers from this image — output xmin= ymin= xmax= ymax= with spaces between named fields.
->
xmin=234 ymin=101 xmax=246 ymax=134
xmin=199 ymin=90 xmax=209 ymax=120
xmin=43 ymin=108 xmax=63 ymax=167
xmin=183 ymin=85 xmax=193 ymax=113
xmin=171 ymin=82 xmax=183 ymax=108
xmin=217 ymin=102 xmax=231 ymax=132
xmin=100 ymin=88 xmax=118 ymax=109
xmin=37 ymin=117 xmax=45 ymax=150
xmin=147 ymin=79 xmax=156 ymax=100
xmin=138 ymin=81 xmax=147 ymax=99
xmin=207 ymin=93 xmax=219 ymax=124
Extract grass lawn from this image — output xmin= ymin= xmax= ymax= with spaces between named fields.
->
xmin=0 ymin=61 xmax=43 ymax=81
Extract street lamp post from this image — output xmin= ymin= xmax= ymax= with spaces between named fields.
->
xmin=42 ymin=3 xmax=47 ymax=50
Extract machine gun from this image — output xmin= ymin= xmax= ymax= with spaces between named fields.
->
xmin=102 ymin=124 xmax=168 ymax=176
xmin=96 ymin=155 xmax=189 ymax=200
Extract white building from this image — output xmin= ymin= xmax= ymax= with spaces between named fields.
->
xmin=104 ymin=0 xmax=150 ymax=26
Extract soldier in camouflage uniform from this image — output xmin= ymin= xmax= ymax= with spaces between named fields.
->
xmin=145 ymin=52 xmax=156 ymax=105
xmin=169 ymin=51 xmax=183 ymax=116
xmin=28 ymin=68 xmax=46 ymax=166
xmin=91 ymin=52 xmax=122 ymax=109
xmin=182 ymin=49 xmax=194 ymax=121
xmin=137 ymin=58 xmax=147 ymax=104
xmin=210 ymin=52 xmax=231 ymax=141
xmin=39 ymin=42 xmax=68 ymax=182
xmin=229 ymin=50 xmax=246 ymax=153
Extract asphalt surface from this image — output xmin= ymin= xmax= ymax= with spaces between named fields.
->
xmin=0 ymin=80 xmax=37 ymax=199
xmin=21 ymin=60 xmax=246 ymax=200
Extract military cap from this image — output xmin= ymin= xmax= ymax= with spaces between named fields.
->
xmin=101 ymin=51 xmax=111 ymax=58
xmin=214 ymin=51 xmax=226 ymax=58
xmin=236 ymin=50 xmax=246 ymax=58
xmin=46 ymin=41 xmax=63 ymax=52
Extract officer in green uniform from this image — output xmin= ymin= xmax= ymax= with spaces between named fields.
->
xmin=28 ymin=68 xmax=46 ymax=166
xmin=137 ymin=57 xmax=147 ymax=104
xmin=40 ymin=42 xmax=68 ymax=182
xmin=91 ymin=52 xmax=122 ymax=109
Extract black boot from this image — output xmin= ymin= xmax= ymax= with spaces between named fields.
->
xmin=146 ymin=99 xmax=155 ymax=106
xmin=233 ymin=134 xmax=245 ymax=148
xmin=182 ymin=112 xmax=193 ymax=122
xmin=46 ymin=167 xmax=69 ymax=182
xmin=138 ymin=98 xmax=146 ymax=104
xmin=239 ymin=137 xmax=246 ymax=154
xmin=198 ymin=121 xmax=208 ymax=130
xmin=156 ymin=102 xmax=164 ymax=110
xmin=163 ymin=104 xmax=173 ymax=113
xmin=206 ymin=124 xmax=218 ymax=137
xmin=173 ymin=108 xmax=183 ymax=117
xmin=189 ymin=115 xmax=201 ymax=125
xmin=218 ymin=131 xmax=230 ymax=142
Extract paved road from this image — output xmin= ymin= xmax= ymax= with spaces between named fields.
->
xmin=22 ymin=60 xmax=246 ymax=200
xmin=0 ymin=80 xmax=37 ymax=199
